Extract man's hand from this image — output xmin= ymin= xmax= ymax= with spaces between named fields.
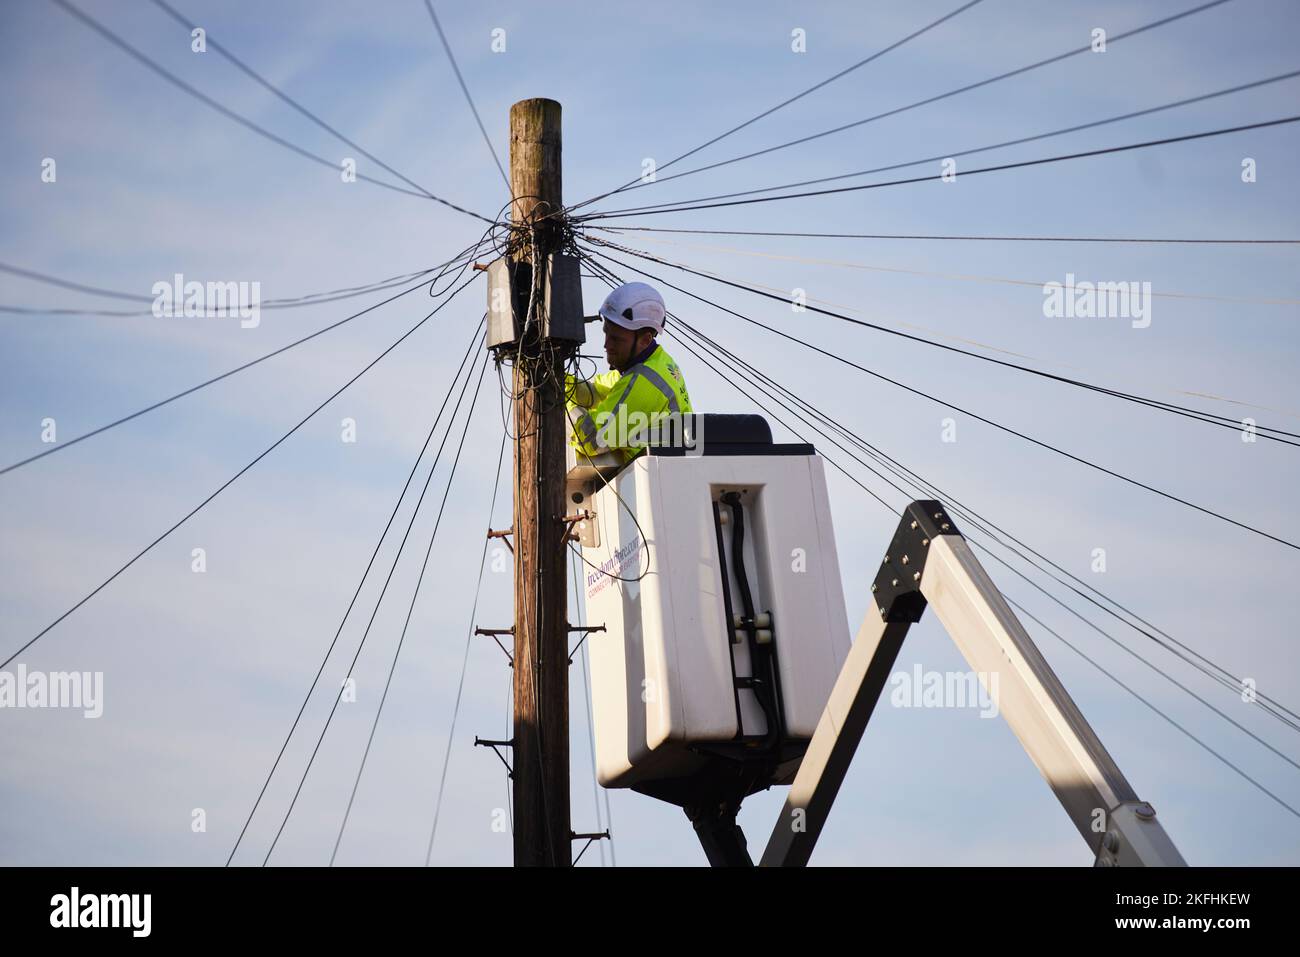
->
xmin=567 ymin=375 xmax=597 ymax=408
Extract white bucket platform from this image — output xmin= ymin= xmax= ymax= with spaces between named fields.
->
xmin=567 ymin=414 xmax=852 ymax=810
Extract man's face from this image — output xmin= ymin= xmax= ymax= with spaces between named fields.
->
xmin=603 ymin=319 xmax=641 ymax=371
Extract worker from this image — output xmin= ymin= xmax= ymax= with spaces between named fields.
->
xmin=566 ymin=281 xmax=692 ymax=464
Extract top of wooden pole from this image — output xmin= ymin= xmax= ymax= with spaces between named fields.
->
xmin=509 ymin=98 xmax=562 ymax=230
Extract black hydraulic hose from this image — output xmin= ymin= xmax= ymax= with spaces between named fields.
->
xmin=722 ymin=492 xmax=784 ymax=751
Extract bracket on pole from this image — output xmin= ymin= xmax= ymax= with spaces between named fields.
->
xmin=475 ymin=737 xmax=515 ymax=778
xmin=488 ymin=527 xmax=514 ymax=554
xmin=759 ymin=500 xmax=1186 ymax=868
xmin=475 ymin=626 xmax=515 ymax=666
xmin=567 ymin=623 xmax=606 ymax=663
xmin=570 ymin=829 xmax=612 ymax=865
xmin=561 ymin=509 xmax=594 ymax=544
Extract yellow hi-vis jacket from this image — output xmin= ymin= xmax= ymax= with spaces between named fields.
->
xmin=566 ymin=343 xmax=693 ymax=464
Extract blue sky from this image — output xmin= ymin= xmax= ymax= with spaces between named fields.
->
xmin=1 ymin=0 xmax=1298 ymax=866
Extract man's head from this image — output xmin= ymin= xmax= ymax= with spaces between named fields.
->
xmin=603 ymin=320 xmax=656 ymax=372
xmin=597 ymin=282 xmax=666 ymax=372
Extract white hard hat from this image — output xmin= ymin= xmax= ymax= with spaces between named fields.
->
xmin=598 ymin=281 xmax=666 ymax=333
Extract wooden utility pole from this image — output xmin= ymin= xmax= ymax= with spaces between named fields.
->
xmin=509 ymin=97 xmax=571 ymax=867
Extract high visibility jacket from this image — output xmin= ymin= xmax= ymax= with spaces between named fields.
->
xmin=566 ymin=343 xmax=693 ymax=464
